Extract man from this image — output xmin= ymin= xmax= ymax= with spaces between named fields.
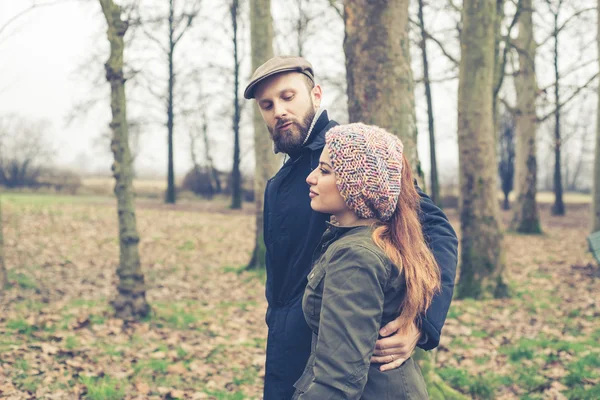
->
xmin=244 ymin=56 xmax=458 ymax=400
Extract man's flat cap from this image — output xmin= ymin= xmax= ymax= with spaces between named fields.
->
xmin=244 ymin=56 xmax=314 ymax=99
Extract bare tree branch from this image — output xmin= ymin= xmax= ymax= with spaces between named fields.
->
xmin=326 ymin=0 xmax=343 ymax=19
xmin=538 ymin=72 xmax=599 ymax=123
xmin=0 ymin=0 xmax=73 ymax=38
xmin=494 ymin=0 xmax=523 ymax=101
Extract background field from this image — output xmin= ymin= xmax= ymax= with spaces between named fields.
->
xmin=0 ymin=192 xmax=598 ymax=399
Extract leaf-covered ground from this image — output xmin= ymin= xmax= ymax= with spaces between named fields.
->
xmin=0 ymin=194 xmax=598 ymax=399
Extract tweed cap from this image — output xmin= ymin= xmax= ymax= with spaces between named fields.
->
xmin=244 ymin=56 xmax=314 ymax=99
xmin=326 ymin=123 xmax=404 ymax=222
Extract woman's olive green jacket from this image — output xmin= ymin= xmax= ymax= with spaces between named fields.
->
xmin=292 ymin=223 xmax=428 ymax=400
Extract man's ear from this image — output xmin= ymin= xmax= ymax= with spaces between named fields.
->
xmin=311 ymin=84 xmax=322 ymax=108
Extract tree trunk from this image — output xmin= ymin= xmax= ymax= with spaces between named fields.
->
xmin=99 ymin=0 xmax=151 ymax=320
xmin=344 ymin=1 xmax=467 ymax=398
xmin=344 ymin=0 xmax=422 ymax=180
xmin=230 ymin=0 xmax=242 ymax=210
xmin=201 ymin=117 xmax=222 ymax=194
xmin=510 ymin=0 xmax=541 ymax=234
xmin=456 ymin=0 xmax=508 ymax=299
xmin=492 ymin=0 xmax=505 ymax=134
xmin=165 ymin=0 xmax=176 ymax=204
xmin=247 ymin=0 xmax=280 ymax=270
xmin=503 ymin=192 xmax=510 ymax=210
xmin=0 ymin=198 xmax=7 ymax=292
xmin=551 ymin=6 xmax=565 ymax=216
xmin=593 ymin=0 xmax=600 ymax=233
xmin=417 ymin=0 xmax=439 ymax=205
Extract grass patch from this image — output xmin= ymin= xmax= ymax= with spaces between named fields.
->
xmin=64 ymin=336 xmax=79 ymax=350
xmin=177 ymin=240 xmax=195 ymax=251
xmin=3 ymin=193 xmax=108 ymax=206
xmin=202 ymin=390 xmax=246 ymax=400
xmin=80 ymin=375 xmax=126 ymax=400
xmin=438 ymin=367 xmax=499 ymax=399
xmin=514 ymin=365 xmax=547 ymax=392
xmin=6 ymin=318 xmax=36 ymax=335
xmin=17 ymin=375 xmax=42 ymax=393
xmin=7 ymin=271 xmax=38 ymax=290
xmin=148 ymin=302 xmax=207 ymax=330
xmin=563 ymin=353 xmax=600 ymax=387
xmin=133 ymin=359 xmax=169 ymax=375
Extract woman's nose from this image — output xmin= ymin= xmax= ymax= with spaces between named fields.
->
xmin=306 ymin=169 xmax=317 ymax=185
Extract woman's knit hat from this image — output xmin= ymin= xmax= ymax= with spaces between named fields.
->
xmin=325 ymin=123 xmax=404 ymax=222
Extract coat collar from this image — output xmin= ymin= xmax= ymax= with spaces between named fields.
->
xmin=304 ymin=110 xmax=338 ymax=152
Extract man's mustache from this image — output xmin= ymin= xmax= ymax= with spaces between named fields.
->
xmin=275 ymin=119 xmax=295 ymax=130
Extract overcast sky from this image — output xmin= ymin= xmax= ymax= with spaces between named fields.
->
xmin=0 ymin=0 xmax=597 ymax=189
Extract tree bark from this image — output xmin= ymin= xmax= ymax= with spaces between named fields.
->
xmin=165 ymin=0 xmax=177 ymax=204
xmin=99 ymin=0 xmax=151 ymax=320
xmin=0 ymin=198 xmax=7 ymax=292
xmin=593 ymin=0 xmax=600 ymax=233
xmin=344 ymin=0 xmax=422 ymax=181
xmin=456 ymin=0 xmax=508 ymax=299
xmin=510 ymin=0 xmax=541 ymax=234
xmin=247 ymin=0 xmax=280 ymax=270
xmin=417 ymin=0 xmax=439 ymax=204
xmin=551 ymin=1 xmax=565 ymax=215
xmin=230 ymin=0 xmax=242 ymax=210
xmin=344 ymin=1 xmax=467 ymax=398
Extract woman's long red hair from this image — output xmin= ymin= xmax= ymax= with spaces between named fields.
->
xmin=372 ymin=157 xmax=441 ymax=333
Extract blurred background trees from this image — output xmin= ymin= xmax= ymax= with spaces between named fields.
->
xmin=0 ymin=0 xmax=598 ymax=319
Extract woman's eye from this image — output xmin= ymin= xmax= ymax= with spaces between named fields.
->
xmin=320 ymin=168 xmax=329 ymax=174
xmin=283 ymin=95 xmax=294 ymax=101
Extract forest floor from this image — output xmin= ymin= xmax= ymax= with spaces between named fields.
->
xmin=0 ymin=193 xmax=598 ymax=399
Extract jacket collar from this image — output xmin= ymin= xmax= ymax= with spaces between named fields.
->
xmin=304 ymin=110 xmax=338 ymax=152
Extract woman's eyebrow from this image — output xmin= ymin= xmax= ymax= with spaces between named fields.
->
xmin=319 ymin=161 xmax=333 ymax=169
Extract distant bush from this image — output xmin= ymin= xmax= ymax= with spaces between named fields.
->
xmin=36 ymin=168 xmax=82 ymax=194
xmin=181 ymin=167 xmax=221 ymax=198
xmin=440 ymin=195 xmax=459 ymax=209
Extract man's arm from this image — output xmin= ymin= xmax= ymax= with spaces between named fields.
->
xmin=415 ymin=185 xmax=458 ymax=349
xmin=372 ymin=184 xmax=458 ymax=367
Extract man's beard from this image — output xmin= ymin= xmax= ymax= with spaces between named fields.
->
xmin=268 ymin=106 xmax=317 ymax=154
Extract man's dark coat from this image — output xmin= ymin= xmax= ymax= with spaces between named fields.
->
xmin=262 ymin=111 xmax=458 ymax=400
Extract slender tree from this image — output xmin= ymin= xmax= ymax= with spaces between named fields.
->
xmin=344 ymin=1 xmax=466 ymax=398
xmin=0 ymin=197 xmax=7 ymax=292
xmin=140 ymin=0 xmax=200 ymax=204
xmin=456 ymin=0 xmax=508 ymax=299
xmin=593 ymin=0 xmax=600 ymax=233
xmin=417 ymin=0 xmax=439 ymax=204
xmin=548 ymin=0 xmax=566 ymax=215
xmin=247 ymin=0 xmax=280 ymax=269
xmin=99 ymin=0 xmax=151 ymax=320
xmin=230 ymin=0 xmax=243 ymax=209
xmin=498 ymin=112 xmax=515 ymax=210
xmin=511 ymin=0 xmax=541 ymax=233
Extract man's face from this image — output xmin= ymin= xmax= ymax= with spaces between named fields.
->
xmin=254 ymin=72 xmax=322 ymax=154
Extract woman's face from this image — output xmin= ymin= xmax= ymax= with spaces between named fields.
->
xmin=306 ymin=146 xmax=349 ymax=216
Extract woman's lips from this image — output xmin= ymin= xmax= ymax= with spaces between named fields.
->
xmin=309 ymin=190 xmax=318 ymax=198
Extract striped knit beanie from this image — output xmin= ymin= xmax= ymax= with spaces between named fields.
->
xmin=325 ymin=123 xmax=404 ymax=222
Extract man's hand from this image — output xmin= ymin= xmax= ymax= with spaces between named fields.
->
xmin=371 ymin=320 xmax=420 ymax=372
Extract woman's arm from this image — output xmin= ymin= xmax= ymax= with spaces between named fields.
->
xmin=298 ymin=245 xmax=388 ymax=400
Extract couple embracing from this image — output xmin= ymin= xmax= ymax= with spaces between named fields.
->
xmin=244 ymin=56 xmax=458 ymax=400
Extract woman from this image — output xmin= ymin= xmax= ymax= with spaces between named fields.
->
xmin=292 ymin=123 xmax=440 ymax=399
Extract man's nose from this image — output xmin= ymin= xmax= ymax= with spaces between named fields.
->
xmin=273 ymin=101 xmax=287 ymax=118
